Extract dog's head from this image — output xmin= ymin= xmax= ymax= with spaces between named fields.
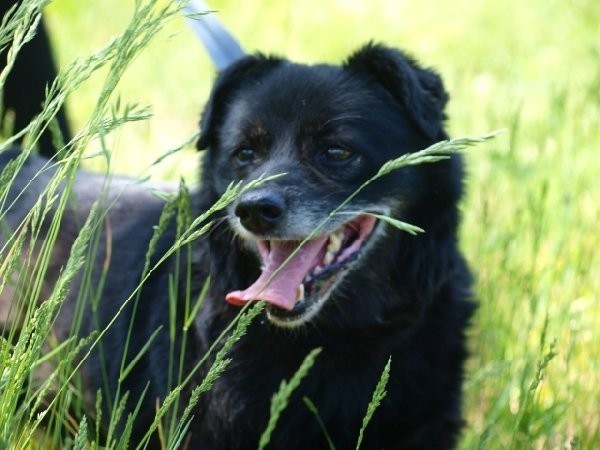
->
xmin=197 ymin=43 xmax=457 ymax=328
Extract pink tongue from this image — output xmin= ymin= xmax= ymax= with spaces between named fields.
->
xmin=226 ymin=237 xmax=329 ymax=310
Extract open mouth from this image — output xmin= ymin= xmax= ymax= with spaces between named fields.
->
xmin=225 ymin=214 xmax=378 ymax=326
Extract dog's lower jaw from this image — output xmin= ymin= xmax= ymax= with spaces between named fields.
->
xmin=263 ymin=266 xmax=346 ymax=328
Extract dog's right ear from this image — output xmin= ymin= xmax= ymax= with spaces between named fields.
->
xmin=197 ymin=55 xmax=283 ymax=151
xmin=344 ymin=43 xmax=449 ymax=140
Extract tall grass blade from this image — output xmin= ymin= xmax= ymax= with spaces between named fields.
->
xmin=72 ymin=416 xmax=89 ymax=450
xmin=303 ymin=397 xmax=336 ymax=450
xmin=258 ymin=348 xmax=322 ymax=450
xmin=356 ymin=357 xmax=391 ymax=450
xmin=168 ymin=302 xmax=265 ymax=449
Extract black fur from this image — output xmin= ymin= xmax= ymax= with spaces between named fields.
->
xmin=1 ymin=1 xmax=71 ymax=157
xmin=0 ymin=43 xmax=474 ymax=449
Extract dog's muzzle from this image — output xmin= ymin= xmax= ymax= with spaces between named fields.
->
xmin=226 ymin=190 xmax=381 ymax=327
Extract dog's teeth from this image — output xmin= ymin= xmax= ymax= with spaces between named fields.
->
xmin=296 ymin=284 xmax=305 ymax=301
xmin=313 ymin=265 xmax=324 ymax=275
xmin=327 ymin=232 xmax=343 ymax=255
xmin=323 ymin=250 xmax=335 ymax=265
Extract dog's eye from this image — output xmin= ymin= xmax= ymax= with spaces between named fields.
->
xmin=233 ymin=148 xmax=257 ymax=164
xmin=323 ymin=147 xmax=354 ymax=162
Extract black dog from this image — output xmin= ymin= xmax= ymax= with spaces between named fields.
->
xmin=0 ymin=43 xmax=474 ymax=449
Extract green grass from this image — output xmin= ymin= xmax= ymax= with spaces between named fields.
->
xmin=1 ymin=0 xmax=599 ymax=448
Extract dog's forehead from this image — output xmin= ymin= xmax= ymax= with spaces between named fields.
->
xmin=228 ymin=63 xmax=375 ymax=127
xmin=215 ymin=61 xmax=425 ymax=163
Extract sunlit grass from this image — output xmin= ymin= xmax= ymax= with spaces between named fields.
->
xmin=1 ymin=0 xmax=599 ymax=448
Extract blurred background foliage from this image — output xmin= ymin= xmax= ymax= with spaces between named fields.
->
xmin=33 ymin=0 xmax=600 ymax=447
xmin=44 ymin=0 xmax=598 ymax=177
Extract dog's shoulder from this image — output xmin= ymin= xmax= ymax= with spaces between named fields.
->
xmin=0 ymin=149 xmax=178 ymax=330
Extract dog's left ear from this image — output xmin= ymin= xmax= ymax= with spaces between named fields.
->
xmin=344 ymin=43 xmax=449 ymax=140
xmin=197 ymin=54 xmax=283 ymax=151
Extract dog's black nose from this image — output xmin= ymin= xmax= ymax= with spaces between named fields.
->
xmin=235 ymin=191 xmax=285 ymax=234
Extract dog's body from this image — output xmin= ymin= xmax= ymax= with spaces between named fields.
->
xmin=1 ymin=44 xmax=474 ymax=449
